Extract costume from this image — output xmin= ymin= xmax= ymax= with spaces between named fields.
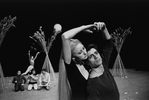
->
xmin=87 ymin=39 xmax=120 ymax=100
xmin=22 ymin=65 xmax=34 ymax=75
xmin=38 ymin=72 xmax=51 ymax=90
xmin=27 ymin=74 xmax=38 ymax=90
xmin=64 ymin=60 xmax=88 ymax=100
xmin=12 ymin=75 xmax=26 ymax=92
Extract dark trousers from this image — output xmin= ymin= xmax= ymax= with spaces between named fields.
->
xmin=14 ymin=84 xmax=24 ymax=92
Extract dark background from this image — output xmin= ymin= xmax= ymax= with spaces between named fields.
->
xmin=0 ymin=0 xmax=149 ymax=77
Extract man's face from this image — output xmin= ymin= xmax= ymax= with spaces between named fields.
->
xmin=87 ymin=48 xmax=102 ymax=68
xmin=17 ymin=71 xmax=21 ymax=75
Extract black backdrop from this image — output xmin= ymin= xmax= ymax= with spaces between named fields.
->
xmin=0 ymin=0 xmax=149 ymax=77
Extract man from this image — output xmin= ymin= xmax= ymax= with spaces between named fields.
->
xmin=38 ymin=69 xmax=51 ymax=90
xmin=12 ymin=70 xmax=26 ymax=92
xmin=27 ymin=69 xmax=38 ymax=90
xmin=86 ymin=22 xmax=120 ymax=100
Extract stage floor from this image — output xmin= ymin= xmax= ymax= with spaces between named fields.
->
xmin=0 ymin=69 xmax=149 ymax=100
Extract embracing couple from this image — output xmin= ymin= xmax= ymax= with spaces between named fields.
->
xmin=59 ymin=22 xmax=120 ymax=100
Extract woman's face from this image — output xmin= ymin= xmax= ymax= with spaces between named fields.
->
xmin=73 ymin=43 xmax=87 ymax=60
xmin=87 ymin=48 xmax=102 ymax=68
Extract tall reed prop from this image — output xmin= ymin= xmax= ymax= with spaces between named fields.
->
xmin=0 ymin=16 xmax=16 ymax=93
xmin=111 ymin=27 xmax=132 ymax=78
xmin=30 ymin=24 xmax=62 ymax=81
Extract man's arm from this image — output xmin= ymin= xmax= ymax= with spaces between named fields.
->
xmin=95 ymin=22 xmax=111 ymax=40
xmin=95 ymin=22 xmax=113 ymax=67
xmin=23 ymin=76 xmax=27 ymax=84
xmin=12 ymin=77 xmax=16 ymax=84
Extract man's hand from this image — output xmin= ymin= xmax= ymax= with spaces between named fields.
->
xmin=94 ymin=22 xmax=106 ymax=31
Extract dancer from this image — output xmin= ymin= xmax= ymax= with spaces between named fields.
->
xmin=38 ymin=69 xmax=51 ymax=90
xmin=12 ymin=70 xmax=26 ymax=92
xmin=27 ymin=69 xmax=38 ymax=91
xmin=22 ymin=50 xmax=40 ymax=75
xmin=59 ymin=24 xmax=96 ymax=100
xmin=86 ymin=22 xmax=120 ymax=100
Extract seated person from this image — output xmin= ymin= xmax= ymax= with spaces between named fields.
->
xmin=27 ymin=69 xmax=38 ymax=90
xmin=38 ymin=69 xmax=51 ymax=90
xmin=12 ymin=70 xmax=26 ymax=92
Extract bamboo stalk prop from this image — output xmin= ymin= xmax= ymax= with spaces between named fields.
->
xmin=30 ymin=24 xmax=62 ymax=81
xmin=0 ymin=16 xmax=16 ymax=93
xmin=111 ymin=27 xmax=132 ymax=78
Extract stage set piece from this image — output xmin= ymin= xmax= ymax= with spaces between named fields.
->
xmin=0 ymin=16 xmax=16 ymax=93
xmin=111 ymin=27 xmax=132 ymax=78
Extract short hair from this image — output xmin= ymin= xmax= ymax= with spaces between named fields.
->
xmin=87 ymin=44 xmax=99 ymax=51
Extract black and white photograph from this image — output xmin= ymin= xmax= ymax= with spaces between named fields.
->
xmin=0 ymin=0 xmax=149 ymax=100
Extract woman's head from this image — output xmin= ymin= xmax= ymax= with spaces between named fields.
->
xmin=70 ymin=39 xmax=87 ymax=60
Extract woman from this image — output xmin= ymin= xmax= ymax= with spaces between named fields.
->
xmin=27 ymin=69 xmax=38 ymax=91
xmin=22 ymin=50 xmax=40 ymax=75
xmin=59 ymin=24 xmax=96 ymax=100
xmin=86 ymin=22 xmax=120 ymax=100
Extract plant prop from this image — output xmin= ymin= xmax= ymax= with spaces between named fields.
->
xmin=111 ymin=27 xmax=132 ymax=78
xmin=0 ymin=15 xmax=16 ymax=46
xmin=30 ymin=25 xmax=61 ymax=81
xmin=0 ymin=15 xmax=16 ymax=92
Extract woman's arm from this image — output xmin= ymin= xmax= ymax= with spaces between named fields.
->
xmin=28 ymin=50 xmax=31 ymax=62
xmin=62 ymin=24 xmax=95 ymax=64
xmin=33 ymin=52 xmax=40 ymax=61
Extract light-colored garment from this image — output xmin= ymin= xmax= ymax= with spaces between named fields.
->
xmin=22 ymin=65 xmax=34 ymax=75
xmin=30 ymin=59 xmax=34 ymax=64
xmin=28 ymin=84 xmax=38 ymax=90
xmin=39 ymin=72 xmax=51 ymax=86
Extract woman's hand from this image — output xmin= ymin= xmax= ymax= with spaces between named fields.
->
xmin=83 ymin=24 xmax=97 ymax=33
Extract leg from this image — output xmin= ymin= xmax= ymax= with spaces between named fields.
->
xmin=20 ymin=85 xmax=25 ymax=91
xmin=45 ymin=86 xmax=50 ymax=90
xmin=33 ymin=84 xmax=38 ymax=90
xmin=14 ymin=85 xmax=19 ymax=92
xmin=37 ymin=85 xmax=42 ymax=90
xmin=28 ymin=84 xmax=33 ymax=91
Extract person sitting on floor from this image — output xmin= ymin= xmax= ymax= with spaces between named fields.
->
xmin=38 ymin=69 xmax=51 ymax=90
xmin=12 ymin=70 xmax=26 ymax=92
xmin=27 ymin=69 xmax=38 ymax=91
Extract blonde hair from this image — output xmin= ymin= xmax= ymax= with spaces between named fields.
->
xmin=58 ymin=52 xmax=71 ymax=100
xmin=69 ymin=39 xmax=81 ymax=53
